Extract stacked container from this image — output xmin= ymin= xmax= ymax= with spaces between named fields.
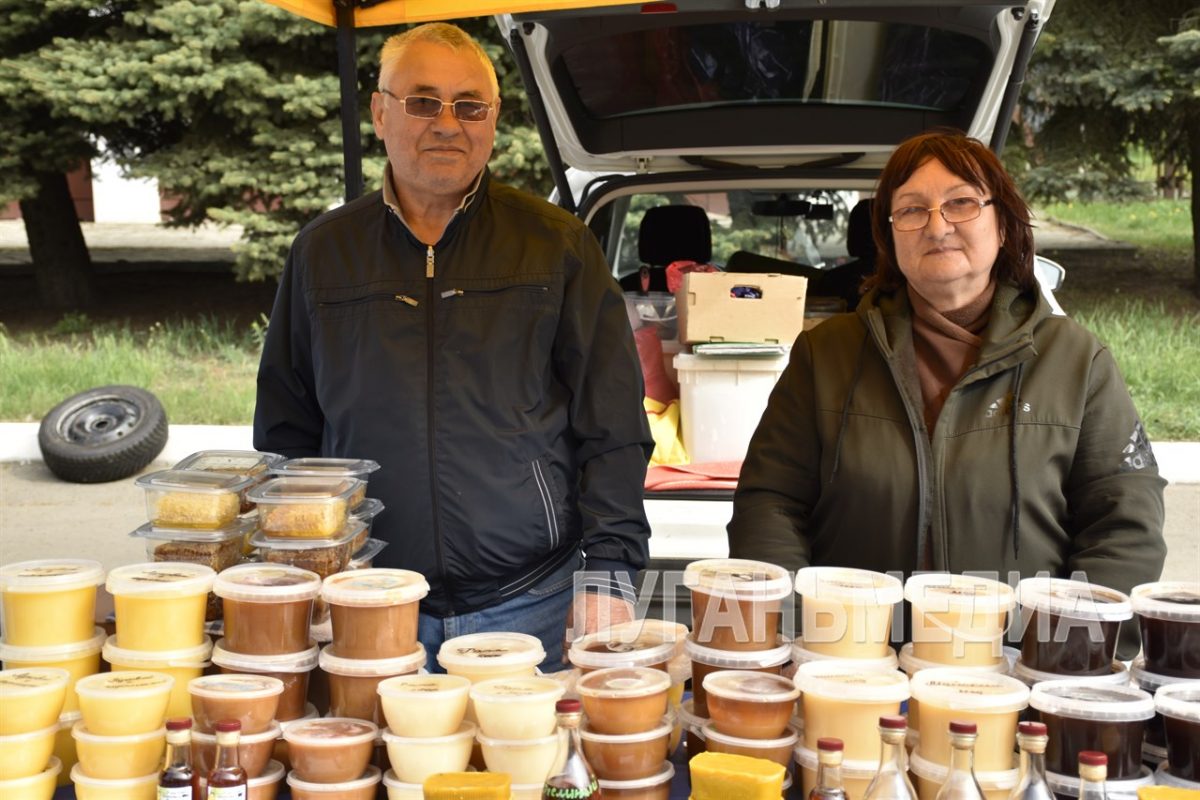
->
xmin=0 ymin=667 xmax=69 ymax=799
xmin=280 ymin=716 xmax=382 ymax=798
xmin=187 ymin=671 xmax=285 ymax=788
xmin=577 ymin=665 xmax=674 ymax=794
xmin=472 ymin=675 xmax=568 ymax=784
xmin=378 ymin=673 xmax=474 ymax=793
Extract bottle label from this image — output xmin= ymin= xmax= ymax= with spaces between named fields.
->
xmin=158 ymin=789 xmax=193 ymax=800
xmin=543 ymin=779 xmax=599 ymax=799
xmin=207 ymin=787 xmax=247 ymax=800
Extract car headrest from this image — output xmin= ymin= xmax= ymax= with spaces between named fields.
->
xmin=847 ymin=198 xmax=876 ymax=260
xmin=638 ymin=205 xmax=712 ymax=266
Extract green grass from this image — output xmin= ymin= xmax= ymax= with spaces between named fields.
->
xmin=0 ymin=315 xmax=263 ymax=424
xmin=1037 ymin=198 xmax=1192 ymax=254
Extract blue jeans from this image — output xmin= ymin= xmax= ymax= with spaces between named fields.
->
xmin=418 ymin=553 xmax=580 ymax=674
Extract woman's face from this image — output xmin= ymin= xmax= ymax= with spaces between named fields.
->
xmin=889 ymin=157 xmax=1001 ymax=310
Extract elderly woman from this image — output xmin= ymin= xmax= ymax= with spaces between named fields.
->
xmin=727 ymin=130 xmax=1165 ymax=657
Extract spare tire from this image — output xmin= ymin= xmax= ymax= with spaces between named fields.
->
xmin=38 ymin=385 xmax=169 ymax=483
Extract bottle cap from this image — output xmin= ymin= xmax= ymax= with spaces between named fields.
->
xmin=1078 ymin=751 xmax=1107 ymax=767
xmin=1018 ymin=721 xmax=1047 ymax=736
xmin=556 ymin=698 xmax=582 ymax=714
xmin=949 ymin=720 xmax=977 ymax=735
xmin=817 ymin=737 xmax=844 ymax=752
xmin=214 ymin=719 xmax=242 ymax=733
xmin=166 ymin=718 xmax=193 ymax=732
xmin=879 ymin=715 xmax=907 ymax=730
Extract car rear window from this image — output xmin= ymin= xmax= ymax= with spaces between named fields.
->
xmin=560 ymin=19 xmax=990 ymax=119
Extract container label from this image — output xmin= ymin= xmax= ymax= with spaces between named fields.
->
xmin=158 ymin=788 xmax=194 ymax=800
xmin=206 ymin=786 xmax=247 ymax=800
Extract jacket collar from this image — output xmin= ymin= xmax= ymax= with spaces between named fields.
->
xmin=381 ymin=166 xmax=489 ymax=244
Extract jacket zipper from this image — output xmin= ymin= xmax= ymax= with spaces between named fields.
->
xmin=318 ymin=293 xmax=419 ymax=308
xmin=440 ymin=285 xmax=550 ymax=299
xmin=424 ymin=243 xmax=454 ymax=613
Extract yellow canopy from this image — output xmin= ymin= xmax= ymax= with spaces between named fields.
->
xmin=261 ymin=0 xmax=641 ymax=27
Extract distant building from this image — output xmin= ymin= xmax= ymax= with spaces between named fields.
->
xmin=2 ymin=160 xmax=164 ymax=224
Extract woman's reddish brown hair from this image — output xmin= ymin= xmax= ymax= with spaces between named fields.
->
xmin=864 ymin=128 xmax=1035 ymax=294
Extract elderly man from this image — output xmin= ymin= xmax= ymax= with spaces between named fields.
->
xmin=253 ymin=23 xmax=653 ymax=669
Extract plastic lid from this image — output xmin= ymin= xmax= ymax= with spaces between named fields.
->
xmin=791 ymin=641 xmax=899 ymax=672
xmin=75 ymin=671 xmax=173 ymax=699
xmin=0 ymin=756 xmax=61 ymax=786
xmin=1130 ymin=581 xmax=1200 ymax=621
xmin=246 ymin=760 xmax=285 ymax=789
xmin=580 ymin=715 xmax=672 ymax=744
xmin=190 ymin=720 xmax=281 ymax=745
xmin=135 ymin=469 xmax=255 ymax=494
xmin=0 ymin=559 xmax=104 ymax=593
xmin=0 ymin=721 xmax=59 ymax=745
xmin=1155 ymin=762 xmax=1200 ymax=790
xmin=103 ymin=634 xmax=213 ymax=668
xmin=320 ymin=568 xmax=429 ymax=606
xmin=909 ymin=668 xmax=1029 ymax=712
xmin=793 ymin=744 xmax=884 ymax=778
xmin=684 ymin=634 xmax=792 ymax=669
xmin=597 ymin=761 xmax=675 ymax=790
xmin=350 ymin=497 xmax=385 ymax=522
xmin=247 ymin=519 xmax=365 ymax=551
xmin=130 ymin=518 xmax=256 ymax=544
xmin=211 ymin=639 xmax=318 ymax=673
xmin=69 ymin=763 xmax=158 ymax=789
xmin=377 ymin=673 xmax=471 ymax=698
xmin=187 ymin=674 xmax=284 ymax=701
xmin=908 ymin=748 xmax=1019 ymax=787
xmin=246 ymin=475 xmax=362 ymax=505
xmin=277 ymin=703 xmax=319 ymax=732
xmin=1028 ymin=679 xmax=1154 ymax=721
xmin=0 ymin=627 xmax=106 ymax=662
xmin=274 ymin=457 xmax=381 ymax=478
xmin=904 ymin=573 xmax=1016 ymax=612
xmin=677 ymin=698 xmax=708 ymax=732
xmin=71 ymin=720 xmax=165 ymax=744
xmin=380 ymin=721 xmax=475 ymax=746
xmin=287 ymin=765 xmax=381 ymax=792
xmin=569 ymin=625 xmax=679 ymax=671
xmin=212 ymin=563 xmax=322 ymax=603
xmin=1012 ymin=657 xmax=1128 ymax=688
xmin=702 ymin=670 xmax=799 ymax=704
xmin=475 ymin=729 xmax=558 ymax=748
xmin=794 ymin=566 xmax=904 ymax=605
xmin=436 ymin=632 xmax=545 ymax=670
xmin=348 ymin=538 xmax=387 ymax=566
xmin=897 ymin=642 xmax=1011 ymax=676
xmin=1155 ymin=682 xmax=1200 ymax=723
xmin=576 ymin=666 xmax=672 ymax=700
xmin=702 ymin=721 xmax=797 ymax=750
xmin=105 ymin=562 xmax=216 ymax=597
xmin=0 ymin=667 xmax=70 ymax=698
xmin=173 ymin=450 xmax=285 ymax=474
xmin=468 ymin=676 xmax=565 ymax=704
xmin=319 ymin=644 xmax=426 ymax=677
xmin=795 ymin=661 xmax=910 ymax=703
xmin=682 ymin=559 xmax=792 ymax=600
xmin=1015 ymin=577 xmax=1132 ymax=622
xmin=283 ymin=717 xmax=376 ymax=745
xmin=1131 ymin=657 xmax=1194 ymax=693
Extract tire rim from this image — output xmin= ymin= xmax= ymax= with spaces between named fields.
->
xmin=55 ymin=395 xmax=142 ymax=447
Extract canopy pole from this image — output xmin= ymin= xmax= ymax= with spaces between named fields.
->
xmin=336 ymin=0 xmax=364 ymax=201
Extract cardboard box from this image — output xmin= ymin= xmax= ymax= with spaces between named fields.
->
xmin=678 ymin=272 xmax=807 ymax=344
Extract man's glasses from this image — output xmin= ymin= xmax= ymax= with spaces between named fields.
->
xmin=380 ymin=90 xmax=495 ymax=123
xmin=889 ymin=197 xmax=994 ymax=232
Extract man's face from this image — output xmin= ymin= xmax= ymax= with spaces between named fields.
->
xmin=371 ymin=41 xmax=498 ymax=204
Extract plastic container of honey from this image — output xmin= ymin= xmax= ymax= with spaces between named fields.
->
xmin=703 ymin=670 xmax=799 ymax=740
xmin=286 ymin=764 xmax=381 ymax=800
xmin=0 ymin=754 xmax=59 ymax=800
xmin=567 ymin=619 xmax=687 ymax=674
xmin=475 ymin=729 xmax=560 ymax=784
xmin=580 ymin=716 xmax=672 ymax=780
xmin=1151 ymin=682 xmax=1200 ymax=782
xmin=1044 ymin=765 xmax=1154 ymax=799
xmin=701 ymin=722 xmax=797 ymax=769
xmin=74 ymin=671 xmax=173 ymax=736
xmin=1028 ymin=678 xmax=1154 ymax=779
xmin=684 ymin=634 xmax=791 ymax=717
xmin=0 ymin=667 xmax=69 ymax=735
xmin=71 ymin=722 xmax=166 ymax=780
xmin=282 ymin=717 xmax=377 ymax=783
xmin=377 ymin=673 xmax=471 ymax=738
xmin=0 ymin=722 xmax=57 ymax=779
xmin=211 ymin=639 xmax=317 ymax=722
xmin=130 ymin=519 xmax=254 ymax=575
xmin=791 ymin=640 xmax=899 ymax=672
xmin=1154 ymin=761 xmax=1200 ymax=793
xmin=381 ymin=722 xmax=475 ymax=784
xmin=52 ymin=712 xmax=80 ymax=786
xmin=100 ymin=635 xmax=211 ymax=719
xmin=199 ymin=758 xmax=285 ymax=800
xmin=135 ymin=469 xmax=254 ymax=529
xmin=348 ymin=498 xmax=385 ymax=551
xmin=68 ymin=765 xmax=158 ymax=800
xmin=794 ymin=566 xmax=904 ymax=660
xmin=436 ymin=632 xmax=546 ymax=683
xmin=247 ymin=476 xmax=362 ymax=539
xmin=173 ymin=449 xmax=284 ymax=511
xmin=576 ymin=666 xmax=672 ymax=735
xmin=321 ymin=569 xmax=429 ymax=660
xmin=271 ymin=457 xmax=380 ymax=507
xmin=214 ymin=563 xmax=321 ymax=656
xmin=0 ymin=560 xmax=103 ymax=647
xmin=905 ymin=573 xmax=1015 ymax=667
xmin=1130 ymin=581 xmax=1200 ymax=679
xmin=188 ymin=673 xmax=284 ymax=734
xmin=909 ymin=667 xmax=1028 ymax=771
xmin=105 ymin=562 xmax=215 ymax=652
xmin=907 ymin=748 xmax=1018 ymax=800
xmin=1132 ymin=657 xmax=1190 ymax=756
xmin=249 ymin=522 xmax=366 ymax=581
xmin=596 ymin=761 xmax=674 ymax=800
xmin=319 ymin=644 xmax=426 ymax=725
xmin=469 ymin=676 xmax=565 ymax=739
xmin=683 ymin=559 xmax=792 ymax=651
xmin=1011 ymin=657 xmax=1129 ymax=688
xmin=677 ymin=698 xmax=708 ymax=761
xmin=795 ymin=661 xmax=909 ymax=761
xmin=1014 ymin=577 xmax=1132 ymax=676
xmin=0 ymin=628 xmax=105 ymax=713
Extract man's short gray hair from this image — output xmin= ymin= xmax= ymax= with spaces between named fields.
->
xmin=378 ymin=23 xmax=500 ymax=99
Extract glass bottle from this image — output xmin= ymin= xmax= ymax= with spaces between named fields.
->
xmin=863 ymin=715 xmax=918 ymax=800
xmin=1077 ymin=751 xmax=1109 ymax=800
xmin=934 ymin=721 xmax=986 ymax=800
xmin=159 ymin=717 xmax=200 ymax=800
xmin=1009 ymin=720 xmax=1054 ymax=800
xmin=542 ymin=698 xmax=600 ymax=800
xmin=810 ymin=737 xmax=848 ymax=800
xmin=205 ymin=719 xmax=247 ymax=800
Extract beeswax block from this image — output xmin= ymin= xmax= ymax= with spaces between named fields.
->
xmin=689 ymin=751 xmax=785 ymax=800
xmin=422 ymin=771 xmax=511 ymax=799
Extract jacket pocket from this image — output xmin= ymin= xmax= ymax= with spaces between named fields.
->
xmin=531 ymin=457 xmax=561 ymax=550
